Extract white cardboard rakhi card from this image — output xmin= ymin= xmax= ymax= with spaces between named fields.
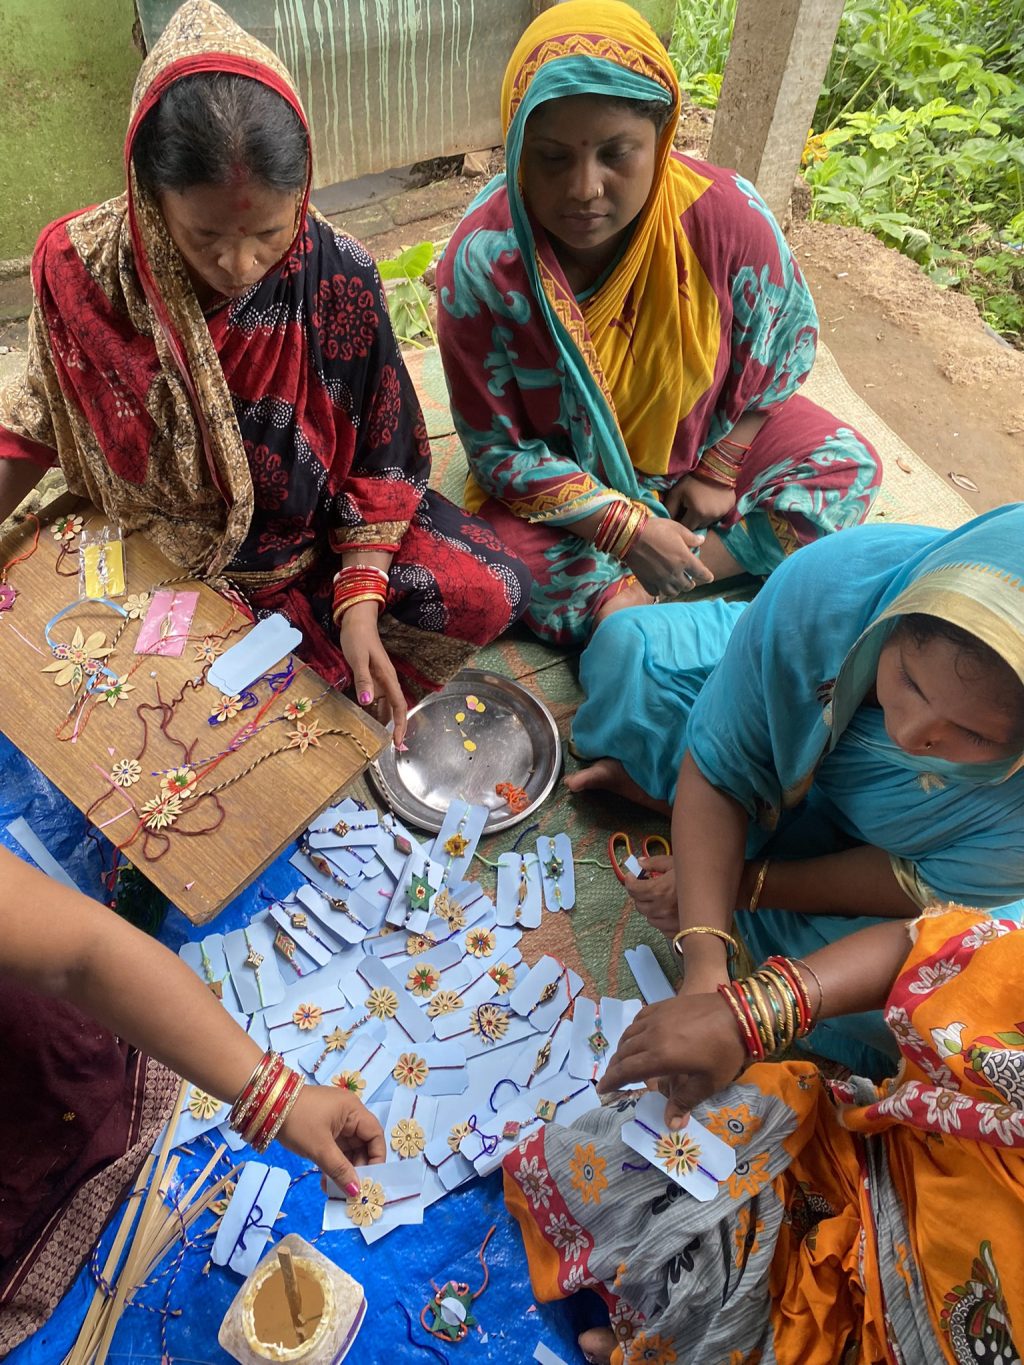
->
xmin=448 ymin=944 xmax=524 ymax=1010
xmin=257 ymin=965 xmax=355 ymax=1055
xmin=207 ymin=614 xmax=301 ymax=694
xmin=459 ymin=1077 xmax=595 ymax=1177
xmin=568 ymin=996 xmax=643 ymax=1086
xmin=303 ymin=839 xmax=381 ymax=886
xmin=432 ymin=1000 xmax=537 ymax=1058
xmin=509 ymin=1022 xmax=572 ymax=1090
xmin=495 ymin=851 xmax=543 ymax=930
xmin=625 ymin=944 xmax=675 ymax=1004
xmin=307 ymin=808 xmax=381 ymax=849
xmin=385 ymin=1086 xmax=439 ymax=1156
xmin=375 ymin=814 xmax=422 ymax=877
xmin=223 ymin=921 xmax=286 ymax=1013
xmin=404 ymin=1040 xmax=470 ymax=1097
xmin=430 ymin=800 xmax=489 ymax=885
xmin=294 ymin=882 xmax=375 ymax=946
xmin=265 ymin=898 xmax=337 ymax=970
xmin=536 ymin=833 xmax=575 ymax=911
xmin=323 ymin=1162 xmax=425 ymax=1244
xmin=290 ymin=845 xmax=359 ymax=896
xmin=423 ymin=1126 xmax=477 ymax=1193
xmin=397 ymin=943 xmax=468 ymax=1004
xmin=621 ymin=1092 xmax=736 ymax=1202
xmin=212 ymin=1161 xmax=291 ymax=1277
xmin=386 ymin=850 xmax=445 ymax=933
xmin=341 ymin=956 xmax=433 ymax=1047
xmin=319 ymin=1029 xmax=397 ymax=1103
xmin=179 ymin=933 xmax=240 ymax=1011
xmin=508 ymin=956 xmax=583 ymax=1032
xmin=294 ymin=1013 xmax=387 ymax=1081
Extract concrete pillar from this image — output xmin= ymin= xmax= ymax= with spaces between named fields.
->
xmin=707 ymin=0 xmax=845 ymax=222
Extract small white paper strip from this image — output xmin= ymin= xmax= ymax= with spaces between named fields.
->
xmin=430 ymin=800 xmax=488 ymax=884
xmin=568 ymin=996 xmax=643 ymax=1086
xmin=621 ymin=1092 xmax=735 ymax=1202
xmin=536 ymin=833 xmax=575 ymax=911
xmin=212 ymin=1162 xmax=291 ymax=1276
xmin=625 ymin=944 xmax=675 ymax=1004
xmin=495 ymin=851 xmax=543 ymax=929
xmin=323 ymin=1162 xmax=425 ymax=1244
xmin=207 ymin=613 xmax=301 ymax=694
xmin=5 ymin=818 xmax=78 ymax=891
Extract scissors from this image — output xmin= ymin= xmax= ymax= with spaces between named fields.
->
xmin=609 ymin=831 xmax=671 ymax=884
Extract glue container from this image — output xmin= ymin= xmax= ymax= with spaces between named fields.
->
xmin=218 ymin=1234 xmax=365 ymax=1364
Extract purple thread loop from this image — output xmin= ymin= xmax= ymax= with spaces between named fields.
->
xmin=512 ymin=821 xmax=540 ymax=853
xmin=488 ymin=1077 xmax=521 ymax=1113
xmin=466 ymin=1114 xmax=499 ymax=1157
xmin=621 ymin=1159 xmax=653 ymax=1173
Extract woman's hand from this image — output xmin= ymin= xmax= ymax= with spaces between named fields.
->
xmin=277 ymin=1086 xmax=387 ymax=1193
xmin=598 ymin=991 xmax=746 ymax=1129
xmin=625 ymin=517 xmax=714 ymax=598
xmin=624 ymin=855 xmax=677 ymax=934
xmin=339 ymin=601 xmax=408 ymax=747
xmin=669 ymin=474 xmax=737 ymax=531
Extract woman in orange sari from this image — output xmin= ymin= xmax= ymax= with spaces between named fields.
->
xmin=504 ymin=908 xmax=1024 ymax=1363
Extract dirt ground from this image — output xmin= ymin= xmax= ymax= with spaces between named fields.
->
xmin=2 ymin=124 xmax=1021 ymax=511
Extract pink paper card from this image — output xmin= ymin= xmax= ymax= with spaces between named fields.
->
xmin=135 ymin=589 xmax=199 ymax=657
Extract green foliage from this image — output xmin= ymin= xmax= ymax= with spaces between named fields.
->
xmin=376 ymin=241 xmax=437 ymax=347
xmin=668 ymin=0 xmax=1024 ymax=343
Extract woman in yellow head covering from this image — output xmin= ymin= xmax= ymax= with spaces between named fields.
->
xmin=438 ymin=0 xmax=881 ymax=645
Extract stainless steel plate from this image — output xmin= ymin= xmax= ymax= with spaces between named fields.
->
xmin=367 ymin=669 xmax=562 ymax=834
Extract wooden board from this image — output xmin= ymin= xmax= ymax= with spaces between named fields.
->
xmin=0 ymin=505 xmax=386 ymax=924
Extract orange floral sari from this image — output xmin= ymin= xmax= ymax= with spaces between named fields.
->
xmin=504 ymin=908 xmax=1024 ymax=1363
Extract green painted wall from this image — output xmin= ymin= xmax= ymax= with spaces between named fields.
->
xmin=0 ymin=0 xmax=140 ymax=259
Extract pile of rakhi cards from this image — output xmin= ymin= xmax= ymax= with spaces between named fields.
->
xmin=177 ymin=795 xmax=736 ymax=1245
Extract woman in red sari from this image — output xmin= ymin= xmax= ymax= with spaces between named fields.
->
xmin=0 ymin=0 xmax=530 ymax=741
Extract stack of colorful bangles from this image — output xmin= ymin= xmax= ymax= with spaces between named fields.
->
xmin=697 ymin=434 xmax=750 ymax=488
xmin=592 ymin=497 xmax=650 ymax=561
xmin=228 ymin=1051 xmax=305 ymax=1152
xmin=717 ymin=954 xmax=823 ymax=1062
xmin=331 ymin=563 xmax=389 ymax=625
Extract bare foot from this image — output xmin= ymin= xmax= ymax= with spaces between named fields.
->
xmin=564 ymin=758 xmax=670 ymax=816
xmin=593 ymin=578 xmax=654 ymax=625
xmin=578 ymin=1327 xmax=616 ymax=1364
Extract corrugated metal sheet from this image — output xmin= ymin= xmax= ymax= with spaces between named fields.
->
xmin=137 ymin=0 xmax=533 ymax=186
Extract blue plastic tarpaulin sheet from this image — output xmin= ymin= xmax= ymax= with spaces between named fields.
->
xmin=0 ymin=734 xmax=587 ymax=1364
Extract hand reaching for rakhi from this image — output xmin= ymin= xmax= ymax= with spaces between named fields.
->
xmin=338 ymin=601 xmax=409 ymax=747
xmin=597 ymin=991 xmax=746 ymax=1129
xmin=277 ymin=1086 xmax=386 ymax=1195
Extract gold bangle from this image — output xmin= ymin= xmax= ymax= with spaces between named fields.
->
xmin=671 ymin=926 xmax=739 ymax=961
xmin=748 ymin=859 xmax=771 ymax=914
xmin=792 ymin=957 xmax=824 ymax=1025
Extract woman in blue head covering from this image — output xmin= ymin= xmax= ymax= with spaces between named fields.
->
xmin=571 ymin=506 xmax=1024 ymax=1076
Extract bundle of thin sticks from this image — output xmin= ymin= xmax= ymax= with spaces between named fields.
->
xmin=65 ymin=1081 xmax=240 ymax=1365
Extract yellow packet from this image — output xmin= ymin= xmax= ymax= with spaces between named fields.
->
xmin=82 ymin=538 xmax=126 ymax=598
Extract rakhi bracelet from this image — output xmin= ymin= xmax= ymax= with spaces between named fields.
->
xmin=633 ymin=1116 xmax=720 ymax=1181
xmin=242 ymin=929 xmax=266 ymax=1007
